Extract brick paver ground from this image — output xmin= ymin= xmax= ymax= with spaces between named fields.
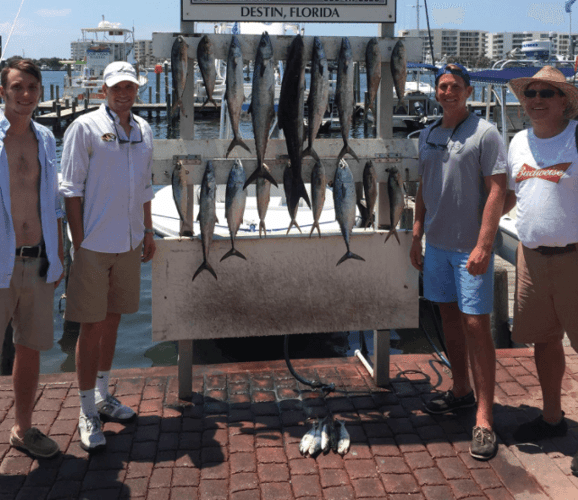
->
xmin=2 ymin=348 xmax=578 ymax=499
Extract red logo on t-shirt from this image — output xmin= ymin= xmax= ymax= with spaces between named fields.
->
xmin=515 ymin=163 xmax=572 ymax=184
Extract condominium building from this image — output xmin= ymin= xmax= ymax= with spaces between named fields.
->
xmin=134 ymin=40 xmax=163 ymax=69
xmin=70 ymin=39 xmax=161 ymax=68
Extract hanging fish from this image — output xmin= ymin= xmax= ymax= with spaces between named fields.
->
xmin=308 ymin=419 xmax=322 ymax=456
xmin=309 ymin=161 xmax=326 ymax=238
xmin=256 ymin=164 xmax=272 ymax=238
xmin=362 ymin=161 xmax=378 ymax=230
xmin=391 ymin=40 xmax=408 ymax=113
xmin=299 ymin=421 xmax=317 ymax=456
xmin=222 ymin=159 xmax=247 ymax=261
xmin=192 ymin=161 xmax=217 ymax=281
xmin=384 ymin=166 xmax=406 ymax=245
xmin=364 ymin=37 xmax=382 ymax=123
xmin=171 ymin=35 xmax=189 ymax=117
xmin=197 ymin=35 xmax=217 ymax=109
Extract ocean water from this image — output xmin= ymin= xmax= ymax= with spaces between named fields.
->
xmin=36 ymin=69 xmax=454 ymax=375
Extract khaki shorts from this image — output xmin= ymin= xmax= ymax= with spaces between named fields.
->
xmin=65 ymin=244 xmax=142 ymax=323
xmin=0 ymin=257 xmax=54 ymax=354
xmin=512 ymin=242 xmax=578 ymax=349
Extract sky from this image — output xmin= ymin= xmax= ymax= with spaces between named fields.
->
xmin=1 ymin=0 xmax=576 ymax=60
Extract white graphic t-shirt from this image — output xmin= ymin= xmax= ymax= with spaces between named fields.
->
xmin=507 ymin=121 xmax=578 ymax=249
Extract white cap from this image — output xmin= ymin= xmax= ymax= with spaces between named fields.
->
xmin=103 ymin=61 xmax=139 ymax=87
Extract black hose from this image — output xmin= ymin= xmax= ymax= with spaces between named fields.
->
xmin=283 ymin=335 xmax=335 ymax=394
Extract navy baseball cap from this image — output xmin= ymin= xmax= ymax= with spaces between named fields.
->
xmin=435 ymin=63 xmax=471 ymax=87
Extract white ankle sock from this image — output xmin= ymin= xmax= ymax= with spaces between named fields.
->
xmin=95 ymin=371 xmax=110 ymax=403
xmin=79 ymin=389 xmax=98 ymax=417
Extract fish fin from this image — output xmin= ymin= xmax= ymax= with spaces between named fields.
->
xmin=262 ymin=166 xmax=278 ymax=188
xmin=309 ymin=222 xmax=321 ymax=238
xmin=247 ymin=102 xmax=253 ymax=115
xmin=302 ymin=146 xmax=320 ymax=163
xmin=384 ymin=228 xmax=400 ymax=245
xmin=243 ymin=167 xmax=261 ymax=189
xmin=226 ymin=137 xmax=251 ymax=158
xmin=292 ymin=178 xmax=311 ymax=209
xmin=209 ymin=98 xmax=218 ymax=108
xmin=259 ymin=220 xmax=267 ymax=238
xmin=336 ymin=251 xmax=366 ymax=266
xmin=286 ymin=220 xmax=302 ymax=234
xmin=220 ymin=247 xmax=247 ymax=261
xmin=192 ymin=260 xmax=217 ymax=281
xmin=337 ymin=144 xmax=359 ymax=163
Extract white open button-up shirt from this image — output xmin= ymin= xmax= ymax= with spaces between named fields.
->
xmin=60 ymin=104 xmax=154 ymax=253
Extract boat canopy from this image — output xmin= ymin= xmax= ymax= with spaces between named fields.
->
xmin=468 ymin=67 xmax=576 ymax=85
xmin=407 ymin=62 xmax=438 ymax=72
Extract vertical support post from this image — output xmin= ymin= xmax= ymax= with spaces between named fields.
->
xmin=156 ymin=71 xmax=161 ymax=103
xmin=50 ymin=84 xmax=54 ymax=101
xmin=178 ymin=340 xmax=193 ymax=400
xmin=485 ymin=84 xmax=492 ymax=122
xmin=373 ymin=330 xmax=390 ymax=386
xmin=56 ymin=86 xmax=60 ymax=102
xmin=500 ymin=85 xmax=508 ymax=146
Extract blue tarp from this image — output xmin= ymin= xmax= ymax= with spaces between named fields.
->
xmin=468 ymin=66 xmax=576 ymax=85
xmin=407 ymin=62 xmax=438 ymax=72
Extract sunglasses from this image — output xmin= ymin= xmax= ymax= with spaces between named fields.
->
xmin=523 ymin=89 xmax=563 ymax=99
xmin=105 ymin=106 xmax=143 ymax=144
xmin=425 ymin=116 xmax=468 ymax=150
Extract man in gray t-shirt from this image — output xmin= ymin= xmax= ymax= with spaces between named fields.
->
xmin=410 ymin=64 xmax=507 ymax=461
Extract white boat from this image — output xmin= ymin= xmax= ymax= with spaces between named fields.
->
xmin=62 ymin=17 xmax=148 ymax=103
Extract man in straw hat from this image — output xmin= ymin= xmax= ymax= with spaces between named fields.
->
xmin=410 ymin=64 xmax=507 ymax=460
xmin=505 ymin=66 xmax=578 ymax=472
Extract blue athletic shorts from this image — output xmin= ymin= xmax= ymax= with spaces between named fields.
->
xmin=423 ymin=242 xmax=494 ymax=315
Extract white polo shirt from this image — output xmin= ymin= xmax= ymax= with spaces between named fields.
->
xmin=60 ymin=104 xmax=154 ymax=253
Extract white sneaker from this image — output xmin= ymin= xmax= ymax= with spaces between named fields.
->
xmin=96 ymin=394 xmax=136 ymax=422
xmin=78 ymin=413 xmax=105 ymax=452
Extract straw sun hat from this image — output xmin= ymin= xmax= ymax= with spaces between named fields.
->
xmin=508 ymin=65 xmax=578 ymax=119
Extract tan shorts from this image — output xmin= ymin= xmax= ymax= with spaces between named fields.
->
xmin=0 ymin=257 xmax=54 ymax=353
xmin=512 ymin=242 xmax=578 ymax=349
xmin=65 ymin=244 xmax=142 ymax=323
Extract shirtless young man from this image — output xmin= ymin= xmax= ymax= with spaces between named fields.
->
xmin=0 ymin=59 xmax=64 ymax=458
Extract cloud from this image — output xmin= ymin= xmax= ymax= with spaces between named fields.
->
xmin=431 ymin=5 xmax=466 ymax=26
xmin=527 ymin=3 xmax=564 ymax=25
xmin=36 ymin=9 xmax=72 ymax=18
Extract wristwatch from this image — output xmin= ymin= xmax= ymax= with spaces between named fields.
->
xmin=144 ymin=228 xmax=154 ymax=234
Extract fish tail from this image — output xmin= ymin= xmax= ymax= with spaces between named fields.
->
xmin=225 ymin=137 xmax=252 ymax=158
xmin=286 ymin=219 xmax=302 ymax=235
xmin=192 ymin=260 xmax=217 ymax=281
xmin=262 ymin=166 xmax=278 ymax=188
xmin=259 ymin=220 xmax=267 ymax=238
xmin=384 ymin=228 xmax=400 ymax=245
xmin=295 ymin=178 xmax=311 ymax=209
xmin=309 ymin=222 xmax=321 ymax=238
xmin=220 ymin=246 xmax=247 ymax=261
xmin=243 ymin=167 xmax=261 ymax=189
xmin=338 ymin=144 xmax=359 ymax=163
xmin=209 ymin=98 xmax=218 ymax=108
xmin=336 ymin=251 xmax=366 ymax=266
xmin=302 ymin=146 xmax=320 ymax=163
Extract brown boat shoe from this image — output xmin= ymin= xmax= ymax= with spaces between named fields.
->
xmin=10 ymin=426 xmax=60 ymax=459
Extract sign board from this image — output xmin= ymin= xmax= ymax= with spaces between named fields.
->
xmin=182 ymin=0 xmax=396 ymax=23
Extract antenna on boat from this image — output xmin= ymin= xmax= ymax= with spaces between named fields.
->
xmin=422 ymin=0 xmax=435 ymax=66
xmin=1 ymin=0 xmax=26 ymax=63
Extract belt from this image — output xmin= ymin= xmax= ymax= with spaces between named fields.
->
xmin=532 ymin=243 xmax=577 ymax=256
xmin=15 ymin=243 xmax=46 ymax=258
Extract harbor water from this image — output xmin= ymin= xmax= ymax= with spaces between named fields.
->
xmin=36 ymin=68 xmax=507 ymax=375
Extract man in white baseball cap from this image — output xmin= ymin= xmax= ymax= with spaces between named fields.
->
xmin=60 ymin=60 xmax=155 ymax=452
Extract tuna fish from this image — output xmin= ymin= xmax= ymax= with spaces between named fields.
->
xmin=336 ymin=419 xmax=350 ymax=456
xmin=384 ymin=166 xmax=406 ymax=245
xmin=309 ymin=161 xmax=326 ymax=238
xmin=362 ymin=161 xmax=378 ymax=229
xmin=197 ymin=35 xmax=217 ymax=109
xmin=222 ymin=159 xmax=247 ymax=261
xmin=391 ymin=40 xmax=407 ymax=113
xmin=244 ymin=32 xmax=278 ymax=189
xmin=256 ymin=164 xmax=272 ymax=238
xmin=278 ymin=34 xmax=311 ymax=214
xmin=302 ymin=37 xmax=329 ymax=163
xmin=309 ymin=419 xmax=322 ymax=456
xmin=333 ymin=159 xmax=365 ymax=266
xmin=171 ymin=36 xmax=189 ymax=117
xmin=171 ymin=161 xmax=188 ymax=226
xmin=192 ymin=161 xmax=217 ymax=281
xmin=364 ymin=37 xmax=381 ymax=122
xmin=320 ymin=416 xmax=332 ymax=454
xmin=335 ymin=38 xmax=359 ymax=162
xmin=225 ymin=35 xmax=251 ymax=158
xmin=299 ymin=421 xmax=317 ymax=456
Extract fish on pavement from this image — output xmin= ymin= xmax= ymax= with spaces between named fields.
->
xmin=321 ymin=416 xmax=332 ymax=453
xmin=171 ymin=36 xmax=189 ymax=117
xmin=336 ymin=419 xmax=350 ymax=455
xmin=283 ymin=164 xmax=302 ymax=234
xmin=391 ymin=40 xmax=408 ymax=113
xmin=197 ymin=35 xmax=218 ymax=109
xmin=299 ymin=421 xmax=317 ymax=456
xmin=333 ymin=159 xmax=365 ymax=266
xmin=362 ymin=161 xmax=378 ymax=229
xmin=384 ymin=166 xmax=406 ymax=245
xmin=335 ymin=37 xmax=359 ymax=162
xmin=308 ymin=418 xmax=322 ymax=456
xmin=302 ymin=37 xmax=329 ymax=163
xmin=192 ymin=161 xmax=217 ymax=280
xmin=244 ymin=32 xmax=278 ymax=189
xmin=310 ymin=161 xmax=326 ymax=238
xmin=225 ymin=35 xmax=251 ymax=158
xmin=222 ymin=159 xmax=247 ymax=261
xmin=278 ymin=34 xmax=311 ymax=214
xmin=364 ymin=37 xmax=381 ymax=123
xmin=257 ymin=164 xmax=272 ymax=238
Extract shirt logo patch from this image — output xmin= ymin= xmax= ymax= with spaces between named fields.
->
xmin=101 ymin=133 xmax=116 ymax=142
xmin=515 ymin=162 xmax=572 ymax=184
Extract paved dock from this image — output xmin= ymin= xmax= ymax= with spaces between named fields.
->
xmin=2 ymin=348 xmax=578 ymax=499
